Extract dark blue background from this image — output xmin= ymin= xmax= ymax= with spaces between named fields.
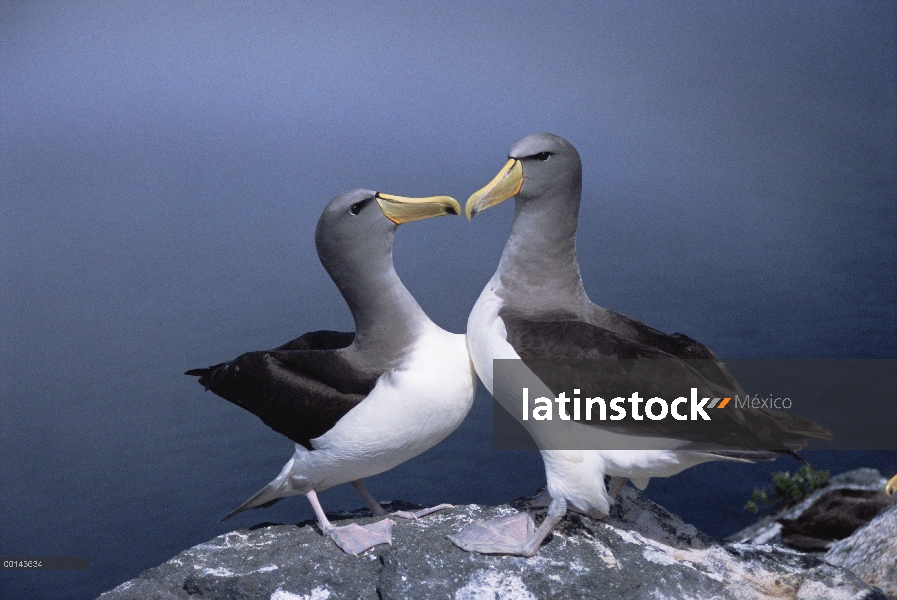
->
xmin=2 ymin=3 xmax=894 ymax=598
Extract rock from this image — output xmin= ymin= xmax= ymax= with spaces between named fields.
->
xmin=826 ymin=501 xmax=897 ymax=598
xmin=97 ymin=491 xmax=886 ymax=600
xmin=729 ymin=468 xmax=890 ymax=549
xmin=779 ymin=488 xmax=893 ymax=552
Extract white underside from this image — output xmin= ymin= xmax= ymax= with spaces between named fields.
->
xmin=468 ymin=278 xmax=718 ymax=516
xmin=262 ymin=322 xmax=476 ymax=499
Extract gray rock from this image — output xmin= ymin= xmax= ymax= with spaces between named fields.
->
xmin=98 ymin=491 xmax=885 ymax=600
xmin=826 ymin=501 xmax=897 ymax=598
xmin=728 ymin=468 xmax=889 ymax=547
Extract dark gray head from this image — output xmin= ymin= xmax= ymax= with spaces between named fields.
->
xmin=315 ymin=189 xmax=460 ymax=287
xmin=508 ymin=132 xmax=582 ymax=205
xmin=466 ymin=133 xmax=582 ymax=219
xmin=314 ymin=189 xmax=460 ymax=361
xmin=315 ymin=189 xmax=396 ymax=283
xmin=466 ymin=134 xmax=589 ymax=315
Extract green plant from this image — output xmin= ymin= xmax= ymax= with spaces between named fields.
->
xmin=744 ymin=465 xmax=830 ymax=513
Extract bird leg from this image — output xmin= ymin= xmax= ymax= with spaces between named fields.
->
xmin=350 ymin=480 xmax=388 ymax=517
xmin=448 ymin=496 xmax=567 ymax=557
xmin=529 ymin=478 xmax=623 ymax=516
xmin=527 ymin=486 xmax=552 ymax=508
xmin=608 ymin=476 xmax=628 ymax=500
xmin=348 ymin=479 xmax=451 ymax=519
xmin=392 ymin=503 xmax=454 ymax=520
xmin=306 ymin=490 xmax=394 ymax=556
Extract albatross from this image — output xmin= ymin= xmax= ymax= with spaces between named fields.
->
xmin=187 ymin=189 xmax=476 ymax=555
xmin=449 ymin=133 xmax=831 ymax=557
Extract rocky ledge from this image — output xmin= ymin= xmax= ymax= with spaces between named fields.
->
xmin=826 ymin=501 xmax=897 ymax=597
xmin=730 ymin=468 xmax=896 ymax=598
xmin=729 ymin=468 xmax=890 ymax=550
xmin=98 ymin=485 xmax=888 ymax=600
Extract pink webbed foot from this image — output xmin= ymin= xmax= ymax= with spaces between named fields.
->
xmin=449 ymin=497 xmax=569 ymax=558
xmin=326 ymin=518 xmax=395 ymax=556
xmin=447 ymin=512 xmax=536 ymax=555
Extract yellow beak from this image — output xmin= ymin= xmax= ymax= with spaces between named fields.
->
xmin=375 ymin=193 xmax=461 ymax=224
xmin=887 ymin=473 xmax=897 ymax=496
xmin=465 ymin=158 xmax=524 ymax=220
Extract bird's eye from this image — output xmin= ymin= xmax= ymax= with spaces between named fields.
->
xmin=532 ymin=152 xmax=552 ymax=161
xmin=349 ymin=202 xmax=363 ymax=215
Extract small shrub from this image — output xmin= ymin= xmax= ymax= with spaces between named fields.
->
xmin=744 ymin=465 xmax=830 ymax=514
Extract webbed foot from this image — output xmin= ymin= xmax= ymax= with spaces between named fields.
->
xmin=447 ymin=512 xmax=536 ymax=555
xmin=326 ymin=519 xmax=394 ymax=555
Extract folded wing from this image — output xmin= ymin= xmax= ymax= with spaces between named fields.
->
xmin=186 ymin=330 xmax=380 ymax=450
xmin=500 ymin=310 xmax=831 ymax=452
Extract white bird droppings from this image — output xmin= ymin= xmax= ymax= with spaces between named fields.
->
xmin=642 ymin=546 xmax=678 ymax=566
xmin=270 ymin=586 xmax=332 ymax=600
xmin=454 ymin=571 xmax=537 ymax=600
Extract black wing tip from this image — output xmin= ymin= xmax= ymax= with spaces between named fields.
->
xmin=785 ymin=449 xmax=809 ymax=464
xmin=185 ymin=362 xmax=228 ymax=381
xmin=219 ymin=497 xmax=282 ymax=522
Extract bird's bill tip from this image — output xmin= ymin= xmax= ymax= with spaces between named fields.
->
xmin=375 ymin=193 xmax=461 ymax=224
xmin=887 ymin=473 xmax=897 ymax=496
xmin=465 ymin=158 xmax=523 ymax=220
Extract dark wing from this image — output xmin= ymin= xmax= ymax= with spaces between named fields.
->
xmin=593 ymin=307 xmax=744 ymax=393
xmin=500 ymin=310 xmax=831 ymax=452
xmin=184 ymin=329 xmax=355 ymax=378
xmin=185 ymin=330 xmax=380 ymax=450
xmin=272 ymin=329 xmax=356 ymax=352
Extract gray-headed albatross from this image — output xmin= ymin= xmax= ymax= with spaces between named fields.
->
xmin=187 ymin=189 xmax=476 ymax=555
xmin=449 ymin=133 xmax=831 ymax=557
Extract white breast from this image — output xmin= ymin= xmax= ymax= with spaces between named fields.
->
xmin=467 ymin=277 xmax=518 ymax=394
xmin=297 ymin=324 xmax=477 ymax=491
